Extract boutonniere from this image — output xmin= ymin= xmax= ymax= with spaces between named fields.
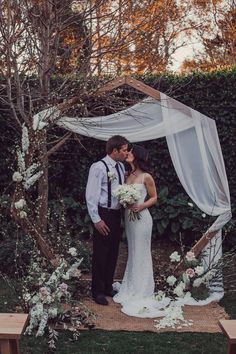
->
xmin=107 ymin=171 xmax=117 ymax=182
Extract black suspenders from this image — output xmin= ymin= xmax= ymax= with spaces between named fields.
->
xmin=100 ymin=160 xmax=112 ymax=208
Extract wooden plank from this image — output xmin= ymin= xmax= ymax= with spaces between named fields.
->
xmin=175 ymin=230 xmax=218 ymax=270
xmin=0 ymin=314 xmax=28 ymax=339
xmin=97 ymin=76 xmax=161 ymax=101
xmin=219 ymin=320 xmax=236 ymax=343
xmin=190 ymin=230 xmax=218 ymax=258
xmin=97 ymin=77 xmax=126 ymax=93
xmin=125 ymin=77 xmax=161 ymax=100
xmin=0 ymin=339 xmax=11 ymax=354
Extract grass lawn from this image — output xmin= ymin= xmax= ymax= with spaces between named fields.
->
xmin=1 ymin=279 xmax=235 ymax=353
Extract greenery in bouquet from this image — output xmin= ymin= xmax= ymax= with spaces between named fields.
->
xmin=22 ymin=247 xmax=95 ymax=349
xmin=166 ymin=250 xmax=218 ymax=301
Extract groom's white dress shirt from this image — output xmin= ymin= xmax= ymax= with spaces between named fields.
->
xmin=86 ymin=155 xmax=125 ymax=224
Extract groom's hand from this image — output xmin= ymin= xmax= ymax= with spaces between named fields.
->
xmin=94 ymin=220 xmax=110 ymax=236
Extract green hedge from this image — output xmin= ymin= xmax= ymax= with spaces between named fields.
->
xmin=0 ymin=69 xmax=235 ymax=250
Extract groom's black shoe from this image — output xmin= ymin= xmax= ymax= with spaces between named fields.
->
xmin=105 ymin=289 xmax=118 ymax=297
xmin=93 ymin=294 xmax=108 ymax=305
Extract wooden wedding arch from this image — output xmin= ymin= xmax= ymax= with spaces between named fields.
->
xmin=33 ymin=75 xmax=218 ymax=263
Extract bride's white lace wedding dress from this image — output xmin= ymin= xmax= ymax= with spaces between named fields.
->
xmin=113 ymin=177 xmax=170 ymax=318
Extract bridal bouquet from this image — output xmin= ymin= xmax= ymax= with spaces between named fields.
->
xmin=112 ymin=184 xmax=141 ymax=221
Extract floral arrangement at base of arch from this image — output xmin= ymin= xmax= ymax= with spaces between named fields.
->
xmin=23 ymin=247 xmax=95 ymax=349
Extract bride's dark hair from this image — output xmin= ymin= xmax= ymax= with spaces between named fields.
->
xmin=127 ymin=144 xmax=153 ymax=176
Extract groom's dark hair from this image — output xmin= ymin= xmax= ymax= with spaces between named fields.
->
xmin=106 ymin=135 xmax=129 ymax=154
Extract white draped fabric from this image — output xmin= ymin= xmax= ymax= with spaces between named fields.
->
xmin=33 ymin=92 xmax=232 ymax=300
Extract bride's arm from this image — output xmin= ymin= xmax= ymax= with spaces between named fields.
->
xmin=130 ymin=174 xmax=157 ymax=212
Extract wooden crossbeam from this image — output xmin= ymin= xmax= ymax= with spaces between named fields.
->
xmin=191 ymin=230 xmax=218 ymax=258
xmin=97 ymin=75 xmax=161 ymax=101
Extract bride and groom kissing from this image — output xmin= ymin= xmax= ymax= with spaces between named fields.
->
xmin=86 ymin=135 xmax=166 ymax=318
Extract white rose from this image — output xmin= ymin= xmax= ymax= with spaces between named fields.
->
xmin=14 ymin=199 xmax=26 ymax=210
xmin=12 ymin=171 xmax=23 ymax=182
xmin=19 ymin=210 xmax=27 ymax=219
xmin=166 ymin=275 xmax=177 ymax=286
xmin=68 ymin=247 xmax=77 ymax=257
xmin=185 ymin=251 xmax=195 ymax=262
xmin=170 ymin=251 xmax=181 ymax=262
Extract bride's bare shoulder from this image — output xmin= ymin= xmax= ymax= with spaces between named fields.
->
xmin=143 ymin=173 xmax=154 ymax=183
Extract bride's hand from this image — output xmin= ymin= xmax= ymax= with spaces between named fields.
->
xmin=129 ymin=204 xmax=143 ymax=212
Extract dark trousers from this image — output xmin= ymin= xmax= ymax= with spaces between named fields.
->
xmin=92 ymin=207 xmax=122 ymax=298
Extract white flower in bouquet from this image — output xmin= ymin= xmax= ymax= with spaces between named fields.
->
xmin=185 ymin=251 xmax=196 ymax=262
xmin=166 ymin=275 xmax=177 ymax=286
xmin=112 ymin=184 xmax=140 ymax=207
xmin=170 ymin=251 xmax=181 ymax=262
xmin=112 ymin=184 xmax=141 ymax=221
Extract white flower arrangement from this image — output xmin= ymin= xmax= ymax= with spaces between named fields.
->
xmin=23 ymin=250 xmax=93 ymax=346
xmin=12 ymin=125 xmax=43 ymax=191
xmin=107 ymin=171 xmax=117 ymax=182
xmin=166 ymin=250 xmax=217 ymax=301
xmin=13 ymin=151 xmax=43 ymax=190
xmin=112 ymin=184 xmax=141 ymax=221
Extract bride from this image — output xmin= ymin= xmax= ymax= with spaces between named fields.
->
xmin=113 ymin=145 xmax=169 ymax=318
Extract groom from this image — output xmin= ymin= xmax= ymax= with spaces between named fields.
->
xmin=86 ymin=135 xmax=129 ymax=305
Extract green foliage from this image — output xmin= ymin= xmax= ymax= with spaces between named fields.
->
xmin=151 ymin=187 xmax=211 ymax=245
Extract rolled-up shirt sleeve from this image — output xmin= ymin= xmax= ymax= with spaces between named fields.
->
xmin=85 ymin=163 xmax=103 ymax=224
